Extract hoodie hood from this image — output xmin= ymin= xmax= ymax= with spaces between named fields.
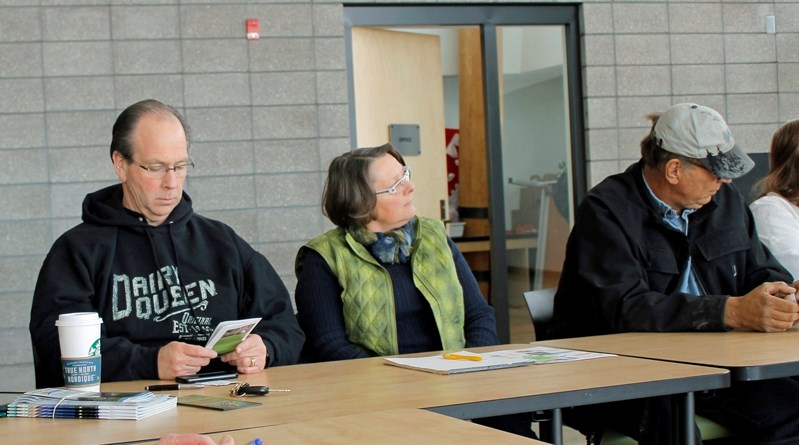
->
xmin=82 ymin=184 xmax=194 ymax=228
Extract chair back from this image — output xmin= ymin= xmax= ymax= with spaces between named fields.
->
xmin=523 ymin=288 xmax=556 ymax=341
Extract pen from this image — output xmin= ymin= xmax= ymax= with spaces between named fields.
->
xmin=443 ymin=353 xmax=483 ymax=362
xmin=245 ymin=438 xmax=262 ymax=445
xmin=144 ymin=384 xmax=205 ymax=391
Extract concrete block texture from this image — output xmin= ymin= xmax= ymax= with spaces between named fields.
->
xmin=775 ymin=4 xmax=799 ymax=33
xmin=724 ymin=34 xmax=776 ymax=64
xmin=44 ymin=76 xmax=115 ymax=111
xmin=583 ymin=66 xmax=617 ymax=98
xmin=0 ymin=185 xmax=50 ymax=221
xmin=580 ymin=3 xmax=613 ymax=35
xmin=43 ymin=42 xmax=113 ymax=77
xmin=617 ymin=96 xmax=673 ymax=130
xmin=612 ymin=3 xmax=668 ymax=34
xmin=251 ymin=72 xmax=317 ymax=106
xmin=726 ymin=63 xmax=777 ymax=94
xmin=0 ymin=257 xmax=41 ymax=294
xmin=254 ymin=139 xmax=320 ymax=173
xmin=0 ymin=149 xmax=48 ymax=185
xmin=190 ymin=141 xmax=255 ymax=176
xmin=43 ymin=6 xmax=110 ymax=41
xmin=46 ymin=110 xmax=117 ymax=148
xmin=668 ymin=3 xmax=722 ymax=34
xmin=115 ymin=75 xmax=185 ymax=109
xmin=670 ymin=34 xmax=724 ymax=65
xmin=185 ymin=107 xmax=254 ymax=142
xmin=723 ymin=3 xmax=775 ymax=34
xmin=313 ymin=3 xmax=345 ymax=37
xmin=615 ymin=34 xmax=670 ymax=65
xmin=113 ymin=40 xmax=182 ymax=75
xmin=585 ymin=128 xmax=619 ymax=161
xmin=777 ymin=34 xmax=799 ymax=63
xmin=779 ymin=63 xmax=799 ymax=93
xmin=257 ymin=206 xmax=325 ymax=243
xmin=253 ymin=106 xmax=318 ymax=140
xmin=316 ymin=70 xmax=348 ymax=104
xmin=672 ymin=65 xmax=725 ymax=95
xmin=185 ymin=73 xmax=252 ymax=107
xmin=0 ymin=114 xmax=46 ymax=149
xmin=731 ymin=123 xmax=780 ymax=155
xmin=110 ymin=5 xmax=180 ymax=40
xmin=48 ymin=146 xmax=117 ymax=183
xmin=778 ymin=92 xmax=799 ymax=122
xmin=250 ymin=38 xmax=316 ymax=71
xmin=0 ymin=79 xmax=44 ymax=113
xmin=727 ymin=93 xmax=778 ymax=125
xmin=582 ymin=35 xmax=615 ymax=66
xmin=0 ymin=7 xmax=40 ymax=42
xmin=616 ymin=65 xmax=672 ymax=97
xmin=0 ymin=221 xmax=52 ymax=256
xmin=256 ymin=172 xmax=322 ymax=207
xmin=183 ymin=40 xmax=250 ymax=73
xmin=0 ymin=43 xmax=42 ymax=77
xmin=188 ymin=176 xmax=256 ymax=212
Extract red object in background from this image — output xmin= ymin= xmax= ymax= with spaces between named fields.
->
xmin=445 ymin=128 xmax=459 ymax=195
xmin=246 ymin=19 xmax=260 ymax=40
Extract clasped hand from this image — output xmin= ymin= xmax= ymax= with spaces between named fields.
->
xmin=725 ymin=281 xmax=799 ymax=332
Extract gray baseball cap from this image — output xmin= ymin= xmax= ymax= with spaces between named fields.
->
xmin=652 ymin=103 xmax=754 ymax=179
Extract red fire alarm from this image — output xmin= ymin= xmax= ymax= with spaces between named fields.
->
xmin=246 ymin=18 xmax=260 ymax=40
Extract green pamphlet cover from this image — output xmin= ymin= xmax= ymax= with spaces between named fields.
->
xmin=177 ymin=395 xmax=262 ymax=411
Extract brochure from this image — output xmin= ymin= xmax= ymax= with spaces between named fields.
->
xmin=384 ymin=346 xmax=616 ymax=375
xmin=205 ymin=317 xmax=262 ymax=354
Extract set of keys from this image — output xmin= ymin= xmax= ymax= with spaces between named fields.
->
xmin=230 ymin=382 xmax=291 ymax=397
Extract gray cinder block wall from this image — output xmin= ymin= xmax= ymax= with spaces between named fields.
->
xmin=2 ymin=0 xmax=799 ymax=390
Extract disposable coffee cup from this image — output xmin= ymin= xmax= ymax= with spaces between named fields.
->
xmin=55 ymin=312 xmax=103 ymax=392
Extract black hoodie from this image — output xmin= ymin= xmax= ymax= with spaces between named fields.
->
xmin=30 ymin=184 xmax=304 ymax=388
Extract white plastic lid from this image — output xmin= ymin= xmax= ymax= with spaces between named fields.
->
xmin=55 ymin=312 xmax=103 ymax=327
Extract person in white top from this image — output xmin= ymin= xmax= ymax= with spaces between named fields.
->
xmin=751 ymin=119 xmax=799 ymax=280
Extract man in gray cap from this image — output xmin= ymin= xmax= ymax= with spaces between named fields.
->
xmin=548 ymin=103 xmax=799 ymax=443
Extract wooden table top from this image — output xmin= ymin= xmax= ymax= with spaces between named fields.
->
xmin=540 ymin=329 xmax=799 ymax=381
xmin=0 ymin=344 xmax=728 ymax=444
xmin=139 ymin=408 xmax=546 ymax=445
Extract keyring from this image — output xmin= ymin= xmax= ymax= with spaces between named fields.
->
xmin=230 ymin=382 xmax=250 ymax=397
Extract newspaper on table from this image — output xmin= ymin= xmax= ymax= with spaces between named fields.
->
xmin=6 ymin=387 xmax=176 ymax=420
xmin=384 ymin=346 xmax=616 ymax=374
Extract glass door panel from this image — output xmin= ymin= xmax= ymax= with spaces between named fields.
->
xmin=496 ymin=26 xmax=573 ymax=343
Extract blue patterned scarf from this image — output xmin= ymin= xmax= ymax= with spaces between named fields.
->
xmin=349 ymin=217 xmax=416 ymax=264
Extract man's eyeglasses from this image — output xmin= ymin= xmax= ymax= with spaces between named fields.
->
xmin=129 ymin=159 xmax=195 ymax=179
xmin=375 ymin=166 xmax=411 ymax=196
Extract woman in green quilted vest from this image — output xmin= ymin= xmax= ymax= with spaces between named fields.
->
xmin=294 ymin=143 xmax=535 ymax=439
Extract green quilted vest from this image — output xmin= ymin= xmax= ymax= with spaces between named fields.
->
xmin=296 ymin=217 xmax=466 ymax=356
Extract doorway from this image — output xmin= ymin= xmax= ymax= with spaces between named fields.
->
xmin=344 ymin=4 xmax=586 ymax=343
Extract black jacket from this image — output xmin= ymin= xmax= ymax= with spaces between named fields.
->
xmin=548 ymin=160 xmax=791 ymax=339
xmin=30 ymin=184 xmax=304 ymax=388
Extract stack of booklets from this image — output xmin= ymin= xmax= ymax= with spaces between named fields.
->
xmin=6 ymin=388 xmax=176 ymax=420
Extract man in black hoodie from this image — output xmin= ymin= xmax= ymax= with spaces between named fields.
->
xmin=30 ymin=99 xmax=304 ymax=388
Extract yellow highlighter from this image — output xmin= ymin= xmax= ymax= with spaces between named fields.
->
xmin=443 ymin=353 xmax=483 ymax=362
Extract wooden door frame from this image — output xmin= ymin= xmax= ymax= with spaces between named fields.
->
xmin=344 ymin=4 xmax=586 ymax=343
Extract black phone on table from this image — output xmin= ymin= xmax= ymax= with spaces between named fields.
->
xmin=175 ymin=370 xmax=238 ymax=383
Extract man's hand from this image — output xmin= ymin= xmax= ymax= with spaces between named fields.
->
xmin=220 ymin=333 xmax=268 ymax=374
xmin=724 ymin=282 xmax=799 ymax=332
xmin=157 ymin=341 xmax=218 ymax=380
xmin=156 ymin=433 xmax=234 ymax=445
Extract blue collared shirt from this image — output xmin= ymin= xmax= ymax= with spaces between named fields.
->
xmin=641 ymin=172 xmax=703 ymax=296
